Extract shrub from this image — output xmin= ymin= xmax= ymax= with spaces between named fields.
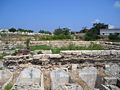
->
xmin=5 ymin=83 xmax=13 ymax=90
xmin=40 ymin=35 xmax=72 ymax=40
xmin=108 ymin=33 xmax=120 ymax=40
xmin=84 ymin=29 xmax=100 ymax=41
xmin=54 ymin=28 xmax=70 ymax=35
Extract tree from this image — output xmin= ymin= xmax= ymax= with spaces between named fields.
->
xmin=62 ymin=28 xmax=70 ymax=35
xmin=108 ymin=33 xmax=120 ymax=40
xmin=85 ymin=23 xmax=108 ymax=41
xmin=93 ymin=23 xmax=108 ymax=30
xmin=18 ymin=28 xmax=25 ymax=32
xmin=80 ymin=27 xmax=89 ymax=33
xmin=27 ymin=30 xmax=34 ymax=33
xmin=8 ymin=28 xmax=16 ymax=32
xmin=39 ymin=30 xmax=51 ymax=34
xmin=54 ymin=28 xmax=70 ymax=35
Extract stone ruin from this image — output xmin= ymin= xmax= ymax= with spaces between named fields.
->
xmin=1 ymin=50 xmax=120 ymax=90
xmin=11 ymin=67 xmax=44 ymax=90
xmin=3 ymin=50 xmax=120 ymax=67
xmin=51 ymin=69 xmax=83 ymax=90
xmin=79 ymin=67 xmax=98 ymax=90
xmin=0 ymin=69 xmax=12 ymax=89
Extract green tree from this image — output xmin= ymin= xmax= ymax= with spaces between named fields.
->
xmin=18 ymin=28 xmax=25 ymax=32
xmin=93 ymin=23 xmax=108 ymax=30
xmin=54 ymin=28 xmax=70 ymax=35
xmin=62 ymin=28 xmax=70 ymax=35
xmin=80 ymin=27 xmax=89 ymax=33
xmin=8 ymin=28 xmax=16 ymax=32
xmin=108 ymin=33 xmax=120 ymax=40
xmin=85 ymin=23 xmax=108 ymax=41
xmin=27 ymin=30 xmax=34 ymax=33
xmin=39 ymin=30 xmax=51 ymax=34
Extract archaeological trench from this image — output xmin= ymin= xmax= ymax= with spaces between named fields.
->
xmin=0 ymin=41 xmax=120 ymax=90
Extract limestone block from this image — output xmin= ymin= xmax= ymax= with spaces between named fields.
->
xmin=63 ymin=83 xmax=83 ymax=90
xmin=105 ymin=64 xmax=120 ymax=78
xmin=49 ymin=54 xmax=62 ymax=59
xmin=79 ymin=67 xmax=98 ymax=90
xmin=104 ymin=77 xmax=117 ymax=85
xmin=101 ymin=84 xmax=110 ymax=90
xmin=51 ymin=69 xmax=69 ymax=90
xmin=11 ymin=67 xmax=44 ymax=90
xmin=72 ymin=64 xmax=77 ymax=74
xmin=109 ymin=85 xmax=120 ymax=90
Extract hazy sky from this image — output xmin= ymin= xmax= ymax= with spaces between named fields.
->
xmin=0 ymin=0 xmax=120 ymax=32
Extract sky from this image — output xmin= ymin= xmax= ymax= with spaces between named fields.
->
xmin=0 ymin=0 xmax=120 ymax=32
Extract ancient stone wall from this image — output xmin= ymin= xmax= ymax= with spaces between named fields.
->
xmin=3 ymin=50 xmax=120 ymax=67
xmin=1 ymin=40 xmax=120 ymax=49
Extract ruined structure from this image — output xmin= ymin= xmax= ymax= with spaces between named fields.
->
xmin=11 ymin=67 xmax=44 ymax=90
xmin=4 ymin=50 xmax=120 ymax=67
xmin=51 ymin=69 xmax=83 ymax=90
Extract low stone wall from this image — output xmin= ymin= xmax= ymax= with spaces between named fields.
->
xmin=60 ymin=50 xmax=120 ymax=61
xmin=1 ymin=40 xmax=120 ymax=50
xmin=30 ymin=40 xmax=100 ymax=48
xmin=3 ymin=50 xmax=120 ymax=67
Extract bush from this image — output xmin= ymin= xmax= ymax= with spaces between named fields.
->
xmin=85 ymin=29 xmax=100 ymax=41
xmin=54 ymin=28 xmax=70 ymax=35
xmin=39 ymin=35 xmax=72 ymax=40
xmin=108 ymin=33 xmax=120 ymax=40
xmin=5 ymin=83 xmax=13 ymax=90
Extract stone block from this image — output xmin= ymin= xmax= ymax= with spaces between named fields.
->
xmin=104 ymin=77 xmax=117 ymax=85
xmin=79 ymin=67 xmax=98 ymax=90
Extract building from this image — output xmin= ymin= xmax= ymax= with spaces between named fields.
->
xmin=100 ymin=29 xmax=120 ymax=35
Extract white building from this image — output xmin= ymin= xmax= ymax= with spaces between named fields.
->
xmin=100 ymin=29 xmax=120 ymax=35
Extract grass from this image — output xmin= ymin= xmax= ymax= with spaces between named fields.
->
xmin=0 ymin=53 xmax=9 ymax=60
xmin=5 ymin=83 xmax=13 ymax=90
xmin=39 ymin=35 xmax=73 ymax=40
xmin=30 ymin=45 xmax=51 ymax=51
xmin=0 ymin=55 xmax=4 ymax=60
xmin=30 ymin=44 xmax=105 ymax=54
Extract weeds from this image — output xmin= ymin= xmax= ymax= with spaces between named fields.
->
xmin=5 ymin=83 xmax=13 ymax=90
xmin=30 ymin=43 xmax=105 ymax=54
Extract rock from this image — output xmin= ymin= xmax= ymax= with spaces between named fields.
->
xmin=101 ymin=84 xmax=111 ymax=90
xmin=51 ymin=69 xmax=83 ymax=90
xmin=105 ymin=64 xmax=120 ymax=78
xmin=108 ymin=85 xmax=120 ymax=90
xmin=49 ymin=54 xmax=62 ymax=59
xmin=72 ymin=64 xmax=77 ymax=74
xmin=0 ymin=61 xmax=3 ymax=68
xmin=79 ymin=67 xmax=98 ymax=90
xmin=51 ymin=69 xmax=69 ymax=90
xmin=63 ymin=83 xmax=83 ymax=90
xmin=34 ymin=50 xmax=52 ymax=54
xmin=104 ymin=77 xmax=117 ymax=85
xmin=11 ymin=67 xmax=44 ymax=90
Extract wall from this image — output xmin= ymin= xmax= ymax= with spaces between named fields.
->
xmin=4 ymin=50 xmax=120 ymax=67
